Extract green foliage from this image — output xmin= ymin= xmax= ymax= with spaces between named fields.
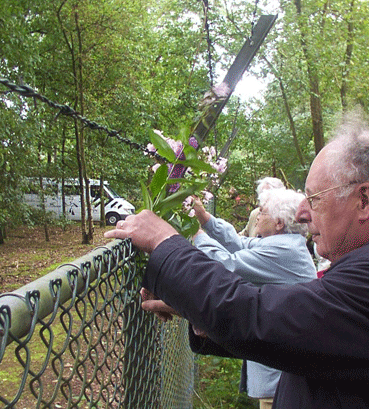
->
xmin=193 ymin=356 xmax=258 ymax=409
xmin=2 ymin=0 xmax=369 ymax=238
xmin=139 ymin=125 xmax=211 ymax=237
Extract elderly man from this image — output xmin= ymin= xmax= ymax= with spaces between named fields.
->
xmin=105 ymin=111 xmax=369 ymax=408
xmin=191 ymin=189 xmax=316 ymax=409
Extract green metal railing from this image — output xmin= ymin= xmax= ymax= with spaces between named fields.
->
xmin=0 ymin=239 xmax=194 ymax=408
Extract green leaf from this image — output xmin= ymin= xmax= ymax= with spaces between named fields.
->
xmin=178 ymin=157 xmax=216 ymax=173
xmin=165 ymin=178 xmax=207 ymax=188
xmin=149 ymin=130 xmax=176 ymax=162
xmin=149 ymin=164 xmax=168 ymax=197
xmin=153 ymin=184 xmax=199 ymax=216
xmin=166 ymin=212 xmax=200 ymax=238
xmin=153 ymin=183 xmax=168 ymax=207
xmin=177 ymin=123 xmax=192 ymax=144
xmin=140 ymin=180 xmax=153 ymax=210
xmin=183 ymin=145 xmax=198 ymax=160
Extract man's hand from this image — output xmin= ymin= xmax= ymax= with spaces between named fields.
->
xmin=104 ymin=210 xmax=178 ymax=253
xmin=140 ymin=288 xmax=180 ymax=322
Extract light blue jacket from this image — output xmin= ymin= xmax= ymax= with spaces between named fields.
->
xmin=194 ymin=215 xmax=317 ymax=398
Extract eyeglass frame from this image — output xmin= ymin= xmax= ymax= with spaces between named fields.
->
xmin=305 ymin=181 xmax=359 ymax=210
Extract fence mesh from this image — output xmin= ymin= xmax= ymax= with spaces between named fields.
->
xmin=0 ymin=238 xmax=194 ymax=408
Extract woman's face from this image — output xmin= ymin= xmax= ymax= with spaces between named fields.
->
xmin=254 ymin=205 xmax=279 ymax=237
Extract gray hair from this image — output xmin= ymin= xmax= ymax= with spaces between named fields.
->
xmin=326 ymin=108 xmax=369 ymax=199
xmin=256 ymin=177 xmax=285 ymax=197
xmin=258 ymin=188 xmax=308 ymax=236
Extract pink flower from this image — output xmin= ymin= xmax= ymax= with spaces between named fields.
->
xmin=211 ymin=157 xmax=228 ymax=173
xmin=202 ymin=146 xmax=217 ymax=163
xmin=202 ymin=190 xmax=214 ymax=204
xmin=151 ymin=163 xmax=161 ymax=173
xmin=183 ymin=196 xmax=193 ymax=208
xmin=212 ymin=83 xmax=230 ymax=99
xmin=165 ymin=138 xmax=184 ymax=160
xmin=153 ymin=129 xmax=165 ymax=138
xmin=146 ymin=143 xmax=157 ymax=153
xmin=183 ymin=196 xmax=195 ymax=217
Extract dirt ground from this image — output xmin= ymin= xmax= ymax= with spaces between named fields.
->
xmin=0 ymin=223 xmax=114 ymax=293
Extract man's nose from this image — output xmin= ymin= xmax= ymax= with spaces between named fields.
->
xmin=295 ymin=198 xmax=312 ymax=224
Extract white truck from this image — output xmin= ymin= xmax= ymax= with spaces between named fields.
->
xmin=24 ymin=178 xmax=135 ymax=225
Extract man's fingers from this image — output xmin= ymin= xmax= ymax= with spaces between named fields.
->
xmin=141 ymin=299 xmax=175 ymax=314
xmin=104 ymin=228 xmax=129 ymax=239
xmin=141 ymin=299 xmax=177 ymax=322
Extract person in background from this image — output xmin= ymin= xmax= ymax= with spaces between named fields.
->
xmin=182 ymin=190 xmax=316 ymax=409
xmin=106 ymin=110 xmax=369 ymax=408
xmin=239 ymin=177 xmax=285 ymax=237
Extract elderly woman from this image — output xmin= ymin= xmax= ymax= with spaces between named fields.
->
xmin=191 ymin=188 xmax=317 ymax=409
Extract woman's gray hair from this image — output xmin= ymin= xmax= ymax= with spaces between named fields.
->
xmin=258 ymin=188 xmax=308 ymax=236
xmin=326 ymin=108 xmax=369 ymax=199
xmin=256 ymin=177 xmax=285 ymax=197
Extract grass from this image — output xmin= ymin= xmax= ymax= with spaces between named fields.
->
xmin=193 ymin=356 xmax=259 ymax=409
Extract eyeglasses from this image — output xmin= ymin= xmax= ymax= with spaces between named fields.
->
xmin=305 ymin=181 xmax=359 ymax=210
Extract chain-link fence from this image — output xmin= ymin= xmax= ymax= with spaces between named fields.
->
xmin=0 ymin=239 xmax=195 ymax=408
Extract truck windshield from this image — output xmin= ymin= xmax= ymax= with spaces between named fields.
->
xmin=104 ymin=186 xmax=120 ymax=198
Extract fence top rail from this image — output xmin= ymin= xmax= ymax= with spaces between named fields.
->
xmin=0 ymin=238 xmax=131 ymax=345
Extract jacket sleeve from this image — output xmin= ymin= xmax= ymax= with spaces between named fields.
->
xmin=194 ymin=232 xmax=289 ymax=284
xmin=142 ymin=235 xmax=369 ymax=379
xmin=188 ymin=324 xmax=237 ymax=358
xmin=201 ymin=215 xmax=250 ymax=252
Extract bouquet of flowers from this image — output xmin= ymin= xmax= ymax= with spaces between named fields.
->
xmin=141 ymin=126 xmax=227 ymax=237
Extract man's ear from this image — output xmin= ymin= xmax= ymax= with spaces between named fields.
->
xmin=276 ymin=218 xmax=285 ymax=233
xmin=358 ymin=184 xmax=369 ymax=221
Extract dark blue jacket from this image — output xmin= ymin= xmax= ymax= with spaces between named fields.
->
xmin=143 ymin=235 xmax=369 ymax=408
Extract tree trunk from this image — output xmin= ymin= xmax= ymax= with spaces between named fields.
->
xmin=294 ymin=0 xmax=324 ymax=154
xmin=75 ymin=11 xmax=93 ymax=243
xmin=0 ymin=227 xmax=4 ymax=245
xmin=61 ymin=127 xmax=66 ymax=216
xmin=263 ymin=57 xmax=307 ymax=177
xmin=99 ymin=174 xmax=106 ymax=228
xmin=75 ymin=121 xmax=89 ymax=244
xmin=341 ymin=0 xmax=355 ymax=110
xmin=57 ymin=2 xmax=91 ymax=244
xmin=38 ymin=175 xmax=50 ymax=242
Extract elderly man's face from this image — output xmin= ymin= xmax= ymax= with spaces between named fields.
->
xmin=296 ymin=144 xmax=363 ymax=263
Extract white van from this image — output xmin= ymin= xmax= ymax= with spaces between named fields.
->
xmin=24 ymin=178 xmax=135 ymax=225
